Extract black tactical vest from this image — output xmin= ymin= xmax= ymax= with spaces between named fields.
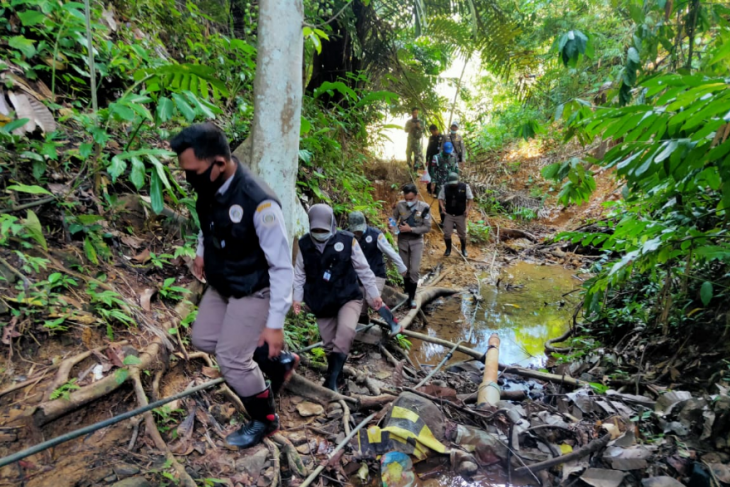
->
xmin=445 ymin=182 xmax=468 ymax=216
xmin=299 ymin=231 xmax=363 ymax=318
xmin=359 ymin=227 xmax=386 ymax=278
xmin=196 ymin=159 xmax=280 ymax=298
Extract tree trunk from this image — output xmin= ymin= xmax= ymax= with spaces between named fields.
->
xmin=249 ymin=0 xmax=309 ymax=242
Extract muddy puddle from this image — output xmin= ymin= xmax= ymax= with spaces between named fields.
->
xmin=410 ymin=262 xmax=581 ymax=369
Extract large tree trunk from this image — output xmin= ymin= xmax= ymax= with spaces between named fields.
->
xmin=248 ymin=0 xmax=309 ymax=242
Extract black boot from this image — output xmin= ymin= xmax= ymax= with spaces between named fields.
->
xmin=461 ymin=239 xmax=468 ymax=257
xmin=407 ymin=279 xmax=418 ymax=309
xmin=253 ymin=344 xmax=300 ymax=395
xmin=226 ymin=385 xmax=279 ymax=450
xmin=323 ymin=352 xmax=348 ymax=392
xmin=444 ymin=238 xmax=452 ymax=257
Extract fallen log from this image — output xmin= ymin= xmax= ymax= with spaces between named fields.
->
xmin=513 ymin=433 xmax=611 ymax=476
xmin=284 ymin=373 xmax=358 ymax=406
xmin=401 ymin=330 xmax=588 ymax=388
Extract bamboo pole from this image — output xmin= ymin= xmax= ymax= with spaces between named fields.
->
xmin=476 ymin=334 xmax=500 ymax=406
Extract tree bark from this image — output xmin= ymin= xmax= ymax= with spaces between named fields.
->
xmin=249 ymin=0 xmax=309 ymax=242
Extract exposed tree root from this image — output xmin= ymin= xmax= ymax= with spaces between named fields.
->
xmin=44 ymin=341 xmax=129 ymax=401
xmin=186 ymin=351 xmax=244 ymax=412
xmin=271 ymin=433 xmax=307 ymax=477
xmin=544 ymin=327 xmax=574 ymax=354
xmin=284 ymin=373 xmax=357 ymax=406
xmin=129 ymin=367 xmax=195 ymax=487
xmin=263 ymin=437 xmax=281 ymax=487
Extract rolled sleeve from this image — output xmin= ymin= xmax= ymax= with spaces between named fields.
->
xmin=293 ymin=251 xmax=306 ymax=302
xmin=377 ymin=233 xmax=407 ymax=274
xmin=253 ymin=200 xmax=293 ymax=330
xmin=466 ymin=184 xmax=474 ymax=199
xmin=351 ymin=239 xmax=380 ymax=304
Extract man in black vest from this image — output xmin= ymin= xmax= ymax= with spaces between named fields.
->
xmin=347 ymin=211 xmax=407 ymax=323
xmin=438 ymin=172 xmax=474 ymax=257
xmin=293 ymin=204 xmax=383 ymax=391
xmin=171 ymin=123 xmax=298 ymax=451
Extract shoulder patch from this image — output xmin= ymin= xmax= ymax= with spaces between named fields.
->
xmin=256 ymin=202 xmax=272 ymax=212
xmin=262 ymin=212 xmax=277 ymax=226
xmin=229 ymin=204 xmax=244 ymax=223
xmin=377 ymin=233 xmax=385 ymax=241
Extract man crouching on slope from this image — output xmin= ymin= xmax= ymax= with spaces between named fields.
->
xmin=170 ymin=123 xmax=298 ymax=450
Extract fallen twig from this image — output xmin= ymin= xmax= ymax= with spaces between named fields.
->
xmin=513 ymin=433 xmax=611 ymax=476
xmin=299 ymin=413 xmax=376 ymax=487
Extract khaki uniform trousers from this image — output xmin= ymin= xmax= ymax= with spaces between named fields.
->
xmin=398 ymin=236 xmax=424 ymax=284
xmin=317 ymin=299 xmax=363 ymax=355
xmin=191 ymin=287 xmax=270 ymax=397
xmin=443 ymin=213 xmax=467 ymax=241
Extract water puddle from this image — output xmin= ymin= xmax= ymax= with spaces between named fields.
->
xmin=410 ymin=262 xmax=581 ymax=368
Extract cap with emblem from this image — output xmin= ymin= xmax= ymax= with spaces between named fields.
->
xmin=443 ymin=141 xmax=454 ymax=154
xmin=348 ymin=211 xmax=367 ymax=233
xmin=451 ymin=121 xmax=459 ymax=128
xmin=447 ymin=172 xmax=459 ymax=184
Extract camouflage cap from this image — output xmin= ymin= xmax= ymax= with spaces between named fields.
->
xmin=348 ymin=211 xmax=367 ymax=233
xmin=447 ymin=172 xmax=460 ymax=184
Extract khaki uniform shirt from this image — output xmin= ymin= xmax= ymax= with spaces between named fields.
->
xmin=393 ymin=200 xmax=432 ymax=240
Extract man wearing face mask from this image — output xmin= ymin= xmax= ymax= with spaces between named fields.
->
xmin=347 ymin=211 xmax=407 ymax=327
xmin=441 ymin=122 xmax=466 ymax=164
xmin=170 ymin=123 xmax=298 ymax=451
xmin=293 ymin=204 xmax=383 ymax=392
xmin=391 ymin=184 xmax=432 ymax=309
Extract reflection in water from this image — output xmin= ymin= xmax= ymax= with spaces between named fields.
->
xmin=409 ymin=262 xmax=579 ymax=368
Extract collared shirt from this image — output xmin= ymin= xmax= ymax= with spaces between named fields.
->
xmin=196 ymin=175 xmax=293 ymax=330
xmin=393 ymin=200 xmax=432 ymax=237
xmin=293 ymin=237 xmax=381 ymax=306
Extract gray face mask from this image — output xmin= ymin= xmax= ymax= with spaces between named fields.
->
xmin=311 ymin=231 xmax=332 ymax=242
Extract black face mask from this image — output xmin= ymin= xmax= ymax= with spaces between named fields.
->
xmin=186 ymin=162 xmax=224 ymax=196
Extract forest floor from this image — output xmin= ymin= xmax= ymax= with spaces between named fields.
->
xmin=1 ymin=139 xmax=728 ymax=487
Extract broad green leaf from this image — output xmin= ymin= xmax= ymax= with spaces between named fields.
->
xmin=700 ymin=281 xmax=713 ymax=306
xmin=108 ymin=155 xmax=127 ymax=182
xmin=301 ymin=117 xmax=312 ymax=134
xmin=123 ymin=355 xmax=142 ymax=365
xmin=84 ymin=237 xmax=98 ymax=264
xmin=129 ymin=157 xmax=146 ymax=189
xmin=150 ymin=170 xmax=164 ymax=214
xmin=157 ymin=96 xmax=175 ymax=122
xmin=6 ymin=184 xmax=52 ymax=196
xmin=627 ymin=47 xmax=640 ymax=64
xmin=8 ymin=36 xmax=36 ymax=58
xmin=109 ymin=103 xmax=135 ymax=122
xmin=23 ymin=210 xmax=47 ymax=251
xmin=0 ymin=118 xmax=31 ymax=134
xmin=172 ymin=93 xmax=196 ymax=121
xmin=18 ymin=10 xmax=46 ymax=26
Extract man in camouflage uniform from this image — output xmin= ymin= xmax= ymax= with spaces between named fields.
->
xmin=430 ymin=141 xmax=459 ymax=225
xmin=404 ymin=107 xmax=424 ymax=170
xmin=441 ymin=121 xmax=466 ymax=165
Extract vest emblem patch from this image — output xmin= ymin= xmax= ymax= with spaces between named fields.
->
xmin=229 ymin=204 xmax=244 ymax=223
xmin=365 ymin=235 xmax=373 ymax=243
xmin=334 ymin=242 xmax=345 ymax=252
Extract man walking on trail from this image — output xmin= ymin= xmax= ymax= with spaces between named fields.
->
xmin=439 ymin=172 xmax=474 ymax=257
xmin=391 ymin=184 xmax=432 ymax=309
xmin=441 ymin=121 xmax=466 ymax=164
xmin=431 ymin=141 xmax=459 ymax=224
xmin=347 ymin=211 xmax=407 ymax=326
xmin=293 ymin=204 xmax=383 ymax=392
xmin=171 ymin=123 xmax=298 ymax=451
xmin=404 ymin=107 xmax=425 ymax=171
xmin=426 ymin=124 xmax=444 ymax=195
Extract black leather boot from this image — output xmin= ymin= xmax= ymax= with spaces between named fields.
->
xmin=461 ymin=239 xmax=468 ymax=257
xmin=323 ymin=352 xmax=348 ymax=392
xmin=253 ymin=344 xmax=300 ymax=395
xmin=225 ymin=385 xmax=279 ymax=450
xmin=444 ymin=238 xmax=452 ymax=256
xmin=407 ymin=280 xmax=418 ymax=309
